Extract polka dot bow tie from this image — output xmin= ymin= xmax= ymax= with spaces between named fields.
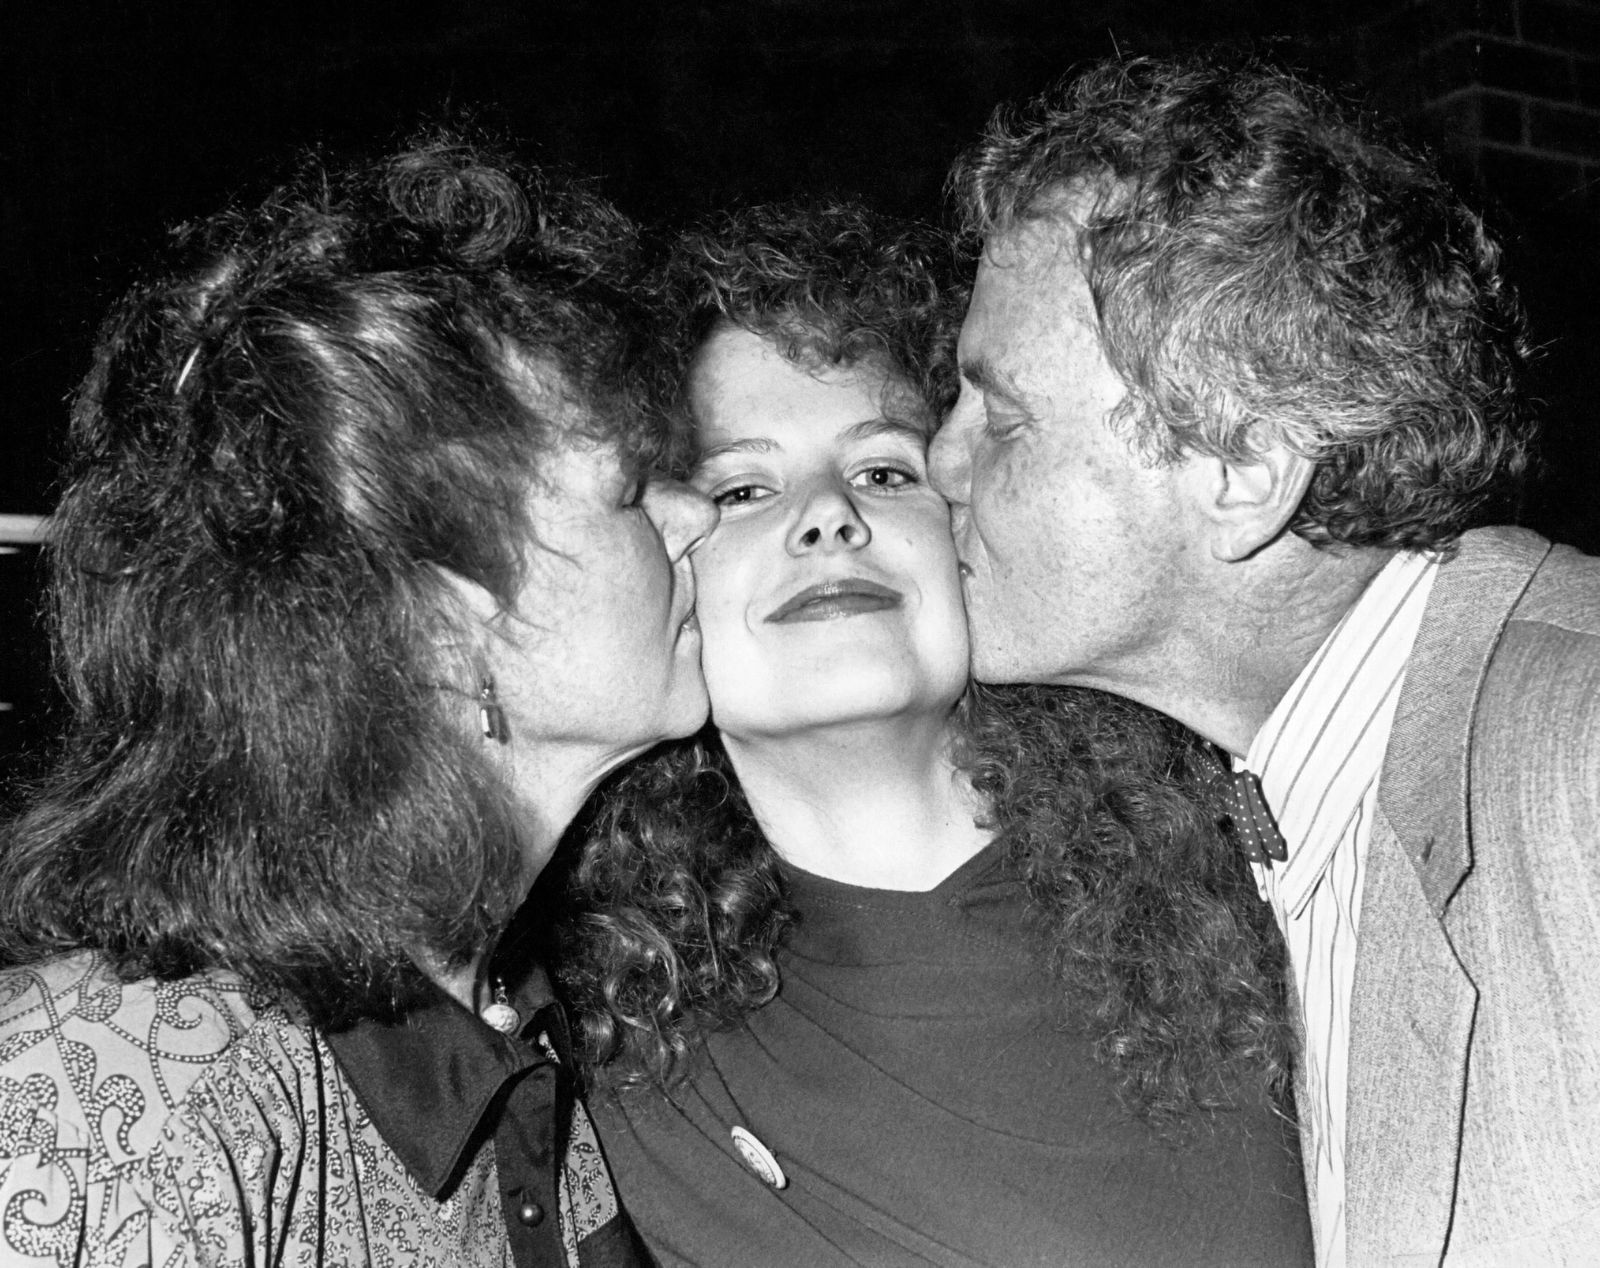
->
xmin=1215 ymin=765 xmax=1289 ymax=867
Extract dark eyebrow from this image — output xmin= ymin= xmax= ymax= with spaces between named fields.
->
xmin=696 ymin=437 xmax=774 ymax=463
xmin=843 ymin=417 xmax=931 ymax=445
xmin=697 ymin=416 xmax=928 ymax=465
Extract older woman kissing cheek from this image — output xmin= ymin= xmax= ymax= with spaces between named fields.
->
xmin=0 ymin=136 xmax=713 ymax=1268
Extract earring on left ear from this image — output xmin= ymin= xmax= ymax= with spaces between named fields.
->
xmin=478 ymin=676 xmax=508 ymax=744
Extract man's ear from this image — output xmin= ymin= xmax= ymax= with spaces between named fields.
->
xmin=1184 ymin=442 xmax=1316 ymax=563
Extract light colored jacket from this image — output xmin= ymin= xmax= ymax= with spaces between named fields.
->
xmin=1343 ymin=527 xmax=1600 ymax=1264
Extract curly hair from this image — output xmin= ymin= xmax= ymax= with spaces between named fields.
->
xmin=0 ymin=133 xmax=657 ymax=1028
xmin=554 ymin=201 xmax=1291 ymax=1116
xmin=655 ymin=200 xmax=964 ymax=458
xmin=561 ymin=688 xmax=1291 ymax=1117
xmin=952 ymin=52 xmax=1533 ymax=551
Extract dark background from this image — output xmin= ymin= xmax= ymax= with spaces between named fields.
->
xmin=5 ymin=0 xmax=1599 ymax=775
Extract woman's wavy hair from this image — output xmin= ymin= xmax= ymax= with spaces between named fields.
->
xmin=0 ymin=133 xmax=657 ymax=1028
xmin=952 ymin=52 xmax=1533 ymax=551
xmin=556 ymin=202 xmax=1291 ymax=1117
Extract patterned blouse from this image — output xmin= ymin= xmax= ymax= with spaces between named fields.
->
xmin=0 ymin=952 xmax=640 ymax=1267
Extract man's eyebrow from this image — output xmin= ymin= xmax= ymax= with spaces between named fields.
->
xmin=958 ymin=355 xmax=1022 ymax=403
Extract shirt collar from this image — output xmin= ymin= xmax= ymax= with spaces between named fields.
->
xmin=325 ymin=963 xmax=562 ymax=1198
xmin=1242 ymin=549 xmax=1440 ymax=914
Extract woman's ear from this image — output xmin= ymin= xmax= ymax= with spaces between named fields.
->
xmin=425 ymin=565 xmax=511 ymax=742
xmin=424 ymin=565 xmax=501 ymax=684
xmin=429 ymin=563 xmax=501 ymax=629
xmin=1182 ymin=441 xmax=1316 ymax=563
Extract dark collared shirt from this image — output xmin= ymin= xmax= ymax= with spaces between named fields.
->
xmin=328 ymin=964 xmax=642 ymax=1268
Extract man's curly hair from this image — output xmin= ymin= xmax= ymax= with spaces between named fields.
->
xmin=555 ymin=201 xmax=1292 ymax=1118
xmin=952 ymin=52 xmax=1533 ymax=551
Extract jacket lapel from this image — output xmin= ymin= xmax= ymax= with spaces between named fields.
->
xmin=1343 ymin=528 xmax=1550 ymax=1262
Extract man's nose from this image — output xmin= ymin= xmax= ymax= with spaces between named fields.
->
xmin=929 ymin=406 xmax=974 ymax=504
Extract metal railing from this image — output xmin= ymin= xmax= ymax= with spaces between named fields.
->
xmin=1 ymin=515 xmax=48 ymax=714
xmin=0 ymin=515 xmax=47 ymax=555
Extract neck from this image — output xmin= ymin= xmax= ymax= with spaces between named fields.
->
xmin=720 ymin=706 xmax=992 ymax=891
xmin=1106 ymin=541 xmax=1395 ymax=757
xmin=417 ymin=952 xmax=485 ymax=1014
xmin=498 ymin=737 xmax=645 ymax=884
xmin=416 ymin=740 xmax=616 ymax=1015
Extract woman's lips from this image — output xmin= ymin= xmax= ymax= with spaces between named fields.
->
xmin=766 ymin=578 xmax=903 ymax=623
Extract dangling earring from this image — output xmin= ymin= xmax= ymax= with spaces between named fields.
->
xmin=480 ymin=978 xmax=521 ymax=1034
xmin=478 ymin=676 xmax=508 ymax=743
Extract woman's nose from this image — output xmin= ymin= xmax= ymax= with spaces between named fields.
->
xmin=786 ymin=487 xmax=871 ymax=556
xmin=644 ymin=478 xmax=719 ymax=560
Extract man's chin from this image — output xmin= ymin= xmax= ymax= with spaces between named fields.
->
xmin=967 ymin=644 xmax=1035 ymax=686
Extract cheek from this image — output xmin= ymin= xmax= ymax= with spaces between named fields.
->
xmin=690 ymin=542 xmax=756 ymax=651
xmin=622 ymin=522 xmax=674 ymax=603
xmin=967 ymin=461 xmax=1036 ymax=558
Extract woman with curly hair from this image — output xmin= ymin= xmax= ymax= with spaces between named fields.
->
xmin=0 ymin=137 xmax=714 ymax=1267
xmin=558 ymin=203 xmax=1313 ymax=1265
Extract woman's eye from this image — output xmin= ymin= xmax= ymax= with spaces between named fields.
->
xmin=711 ymin=482 xmax=770 ymax=507
xmin=851 ymin=465 xmax=916 ymax=490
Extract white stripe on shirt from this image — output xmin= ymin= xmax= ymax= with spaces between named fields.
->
xmin=1241 ymin=549 xmax=1439 ymax=1268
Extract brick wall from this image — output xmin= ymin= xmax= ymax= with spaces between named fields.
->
xmin=1346 ymin=0 xmax=1600 ymax=551
xmin=1350 ymin=0 xmax=1600 ymax=220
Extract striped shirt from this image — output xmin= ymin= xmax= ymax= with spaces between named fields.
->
xmin=1240 ymin=549 xmax=1440 ymax=1268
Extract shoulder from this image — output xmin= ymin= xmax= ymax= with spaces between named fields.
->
xmin=1476 ymin=539 xmax=1600 ymax=744
xmin=1418 ymin=529 xmax=1600 ymax=741
xmin=1 ymin=954 xmax=267 ymax=1263
xmin=1432 ymin=527 xmax=1600 ymax=636
xmin=1453 ymin=539 xmax=1600 ymax=845
xmin=2 ymin=951 xmax=275 ymax=1156
xmin=1506 ymin=539 xmax=1600 ymax=636
xmin=1 ymin=953 xmax=335 ymax=1265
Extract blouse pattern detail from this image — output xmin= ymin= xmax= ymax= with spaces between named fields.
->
xmin=0 ymin=953 xmax=574 ymax=1267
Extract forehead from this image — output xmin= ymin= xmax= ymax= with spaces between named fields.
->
xmin=690 ymin=327 xmax=926 ymax=444
xmin=502 ymin=344 xmax=656 ymax=473
xmin=967 ymin=214 xmax=1095 ymax=333
xmin=958 ymin=206 xmax=1117 ymax=404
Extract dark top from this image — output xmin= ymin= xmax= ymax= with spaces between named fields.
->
xmin=592 ymin=846 xmax=1313 ymax=1267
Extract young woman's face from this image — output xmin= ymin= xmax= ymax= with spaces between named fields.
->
xmin=687 ymin=326 xmax=969 ymax=741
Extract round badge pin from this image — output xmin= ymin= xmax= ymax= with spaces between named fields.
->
xmin=730 ymin=1125 xmax=788 ymax=1190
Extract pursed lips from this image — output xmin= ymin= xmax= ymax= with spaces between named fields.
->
xmin=765 ymin=578 xmax=903 ymax=623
